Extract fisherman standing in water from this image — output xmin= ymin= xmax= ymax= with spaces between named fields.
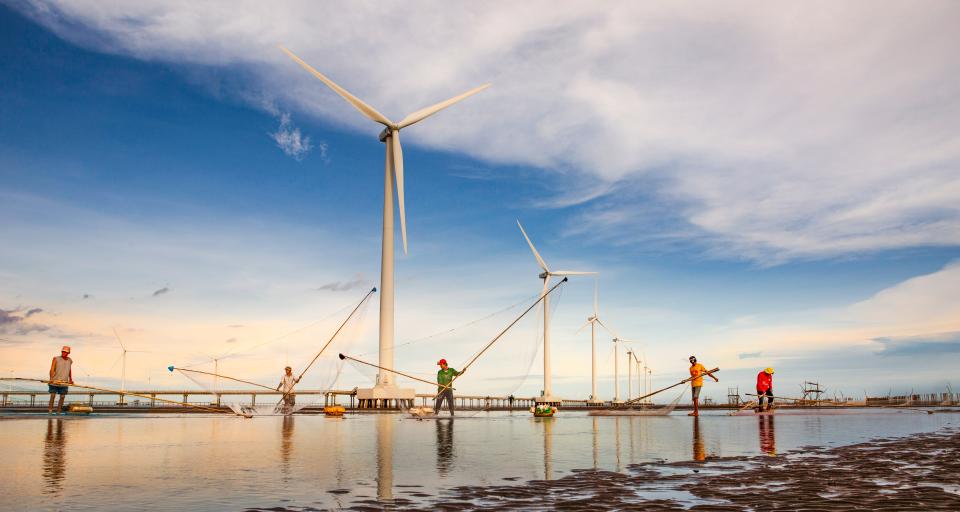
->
xmin=756 ymin=367 xmax=774 ymax=412
xmin=435 ymin=359 xmax=461 ymax=416
xmin=277 ymin=366 xmax=300 ymax=413
xmin=688 ymin=355 xmax=717 ymax=417
xmin=48 ymin=345 xmax=74 ymax=414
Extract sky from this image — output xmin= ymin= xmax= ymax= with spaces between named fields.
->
xmin=2 ymin=1 xmax=959 ymax=402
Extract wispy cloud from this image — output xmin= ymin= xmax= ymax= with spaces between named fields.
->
xmin=0 ymin=307 xmax=50 ymax=335
xmin=270 ymin=112 xmax=316 ymax=162
xmin=152 ymin=287 xmax=170 ymax=297
xmin=315 ymin=275 xmax=367 ymax=292
xmin=873 ymin=331 xmax=960 ymax=357
xmin=738 ymin=351 xmax=762 ymax=360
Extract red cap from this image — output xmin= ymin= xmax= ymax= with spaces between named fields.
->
xmin=437 ymin=359 xmax=447 ymax=366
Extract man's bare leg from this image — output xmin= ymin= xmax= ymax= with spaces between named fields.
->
xmin=56 ymin=394 xmax=65 ymax=414
xmin=48 ymin=394 xmax=55 ymax=414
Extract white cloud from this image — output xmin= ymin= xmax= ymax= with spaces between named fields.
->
xmin=270 ymin=112 xmax=316 ymax=161
xmin=16 ymin=0 xmax=960 ymax=263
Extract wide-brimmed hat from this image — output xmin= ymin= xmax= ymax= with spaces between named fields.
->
xmin=61 ymin=345 xmax=71 ymax=353
xmin=765 ymin=367 xmax=775 ymax=375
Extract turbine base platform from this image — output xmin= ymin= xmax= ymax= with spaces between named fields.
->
xmin=535 ymin=396 xmax=562 ymax=406
xmin=356 ymin=386 xmax=416 ymax=409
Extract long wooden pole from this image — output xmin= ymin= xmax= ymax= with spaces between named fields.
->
xmin=621 ymin=368 xmax=719 ymax=406
xmin=340 ymin=278 xmax=568 ymax=400
xmin=273 ymin=287 xmax=376 ymax=410
xmin=338 ymin=354 xmax=439 ymax=388
xmin=431 ymin=277 xmax=568 ymax=400
xmin=1 ymin=377 xmax=234 ymax=415
xmin=172 ymin=367 xmax=276 ymax=392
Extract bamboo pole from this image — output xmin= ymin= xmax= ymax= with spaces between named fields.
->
xmin=340 ymin=278 xmax=568 ymax=401
xmin=273 ymin=287 xmax=376 ymax=410
xmin=1 ymin=377 xmax=235 ymax=415
xmin=621 ymin=368 xmax=719 ymax=406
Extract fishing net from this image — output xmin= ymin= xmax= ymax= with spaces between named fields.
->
xmin=341 ymin=282 xmax=567 ymax=416
xmin=171 ymin=291 xmax=374 ymax=416
xmin=589 ymin=389 xmax=685 ymax=416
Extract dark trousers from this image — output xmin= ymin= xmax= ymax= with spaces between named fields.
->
xmin=757 ymin=389 xmax=774 ymax=409
xmin=435 ymin=389 xmax=455 ymax=415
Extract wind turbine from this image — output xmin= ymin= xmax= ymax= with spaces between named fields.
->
xmin=612 ymin=337 xmax=642 ymax=403
xmin=517 ymin=220 xmax=595 ymax=404
xmin=626 ymin=348 xmax=634 ymax=401
xmin=112 ymin=328 xmax=147 ymax=399
xmin=577 ymin=277 xmax=615 ymax=405
xmin=280 ymin=47 xmax=490 ymax=403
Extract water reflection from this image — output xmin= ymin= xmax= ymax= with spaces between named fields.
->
xmin=692 ymin=417 xmax=705 ymax=461
xmin=591 ymin=417 xmax=599 ymax=469
xmin=614 ymin=417 xmax=622 ymax=471
xmin=435 ymin=419 xmax=454 ymax=476
xmin=758 ymin=416 xmax=776 ymax=455
xmin=280 ymin=415 xmax=295 ymax=478
xmin=541 ymin=417 xmax=554 ymax=480
xmin=375 ymin=414 xmax=394 ymax=503
xmin=42 ymin=419 xmax=67 ymax=495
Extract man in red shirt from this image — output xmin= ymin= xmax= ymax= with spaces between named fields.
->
xmin=756 ymin=367 xmax=774 ymax=412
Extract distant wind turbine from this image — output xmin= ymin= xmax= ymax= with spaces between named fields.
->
xmin=280 ymin=46 xmax=490 ymax=398
xmin=112 ymin=328 xmax=148 ymax=396
xmin=517 ymin=220 xmax=596 ymax=404
xmin=612 ymin=337 xmax=642 ymax=403
xmin=577 ymin=277 xmax=616 ymax=405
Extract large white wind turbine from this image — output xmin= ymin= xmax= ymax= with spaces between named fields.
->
xmin=517 ymin=220 xmax=595 ymax=405
xmin=281 ymin=47 xmax=489 ymax=403
xmin=577 ymin=277 xmax=616 ymax=405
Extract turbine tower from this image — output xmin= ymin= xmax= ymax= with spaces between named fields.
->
xmin=577 ymin=277 xmax=615 ymax=405
xmin=517 ymin=220 xmax=595 ymax=405
xmin=112 ymin=328 xmax=147 ymax=405
xmin=612 ymin=337 xmax=642 ymax=403
xmin=280 ymin=47 xmax=489 ymax=406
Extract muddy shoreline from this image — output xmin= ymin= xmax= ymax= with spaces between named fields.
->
xmin=326 ymin=426 xmax=960 ymax=511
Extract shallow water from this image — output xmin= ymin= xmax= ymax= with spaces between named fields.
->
xmin=0 ymin=409 xmax=955 ymax=510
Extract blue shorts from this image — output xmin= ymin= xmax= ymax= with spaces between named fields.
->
xmin=48 ymin=385 xmax=68 ymax=395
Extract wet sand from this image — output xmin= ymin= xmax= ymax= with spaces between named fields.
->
xmin=320 ymin=426 xmax=960 ymax=511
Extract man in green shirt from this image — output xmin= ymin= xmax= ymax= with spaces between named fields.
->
xmin=435 ymin=359 xmax=461 ymax=416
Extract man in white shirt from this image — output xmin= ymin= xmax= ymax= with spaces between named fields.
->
xmin=48 ymin=345 xmax=74 ymax=414
xmin=277 ymin=366 xmax=300 ymax=412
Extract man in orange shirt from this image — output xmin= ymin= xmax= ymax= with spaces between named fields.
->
xmin=688 ymin=355 xmax=717 ymax=417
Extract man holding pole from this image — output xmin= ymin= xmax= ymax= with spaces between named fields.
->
xmin=48 ymin=345 xmax=73 ymax=414
xmin=277 ymin=366 xmax=300 ymax=413
xmin=756 ymin=367 xmax=774 ymax=412
xmin=688 ymin=355 xmax=717 ymax=417
xmin=435 ymin=359 xmax=460 ymax=416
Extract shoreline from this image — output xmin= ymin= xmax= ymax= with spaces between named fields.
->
xmin=280 ymin=425 xmax=960 ymax=511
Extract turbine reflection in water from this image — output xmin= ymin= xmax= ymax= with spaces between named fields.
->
xmin=376 ymin=414 xmax=394 ymax=503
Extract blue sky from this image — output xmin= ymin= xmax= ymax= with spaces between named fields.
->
xmin=2 ymin=2 xmax=959 ymax=401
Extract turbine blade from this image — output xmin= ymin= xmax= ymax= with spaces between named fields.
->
xmin=576 ymin=320 xmax=592 ymax=334
xmin=593 ymin=276 xmax=599 ymax=316
xmin=279 ymin=46 xmax=393 ymax=127
xmin=595 ymin=318 xmax=619 ymax=339
xmin=112 ymin=327 xmax=126 ymax=352
xmin=516 ymin=220 xmax=549 ymax=273
xmin=397 ymin=83 xmax=491 ymax=129
xmin=552 ymin=271 xmax=597 ymax=276
xmin=392 ymin=131 xmax=408 ymax=255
